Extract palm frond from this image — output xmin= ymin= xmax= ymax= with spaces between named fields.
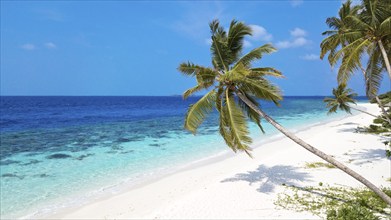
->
xmin=365 ymin=46 xmax=384 ymax=97
xmin=320 ymin=34 xmax=341 ymax=60
xmin=178 ymin=62 xmax=217 ymax=98
xmin=209 ymin=20 xmax=230 ymax=71
xmin=335 ymin=38 xmax=370 ymax=84
xmin=211 ymin=36 xmax=230 ymax=72
xmin=183 ymin=85 xmax=204 ymax=99
xmin=378 ymin=16 xmax=391 ymax=37
xmin=250 ymin=67 xmax=284 ymax=78
xmin=235 ymin=76 xmax=282 ymax=105
xmin=237 ymin=93 xmax=265 ymax=133
xmin=235 ymin=44 xmax=276 ymax=68
xmin=178 ymin=62 xmax=217 ymax=77
xmin=345 ymin=14 xmax=372 ymax=31
xmin=184 ymin=90 xmax=216 ymax=134
xmin=224 ymin=89 xmax=252 ymax=155
xmin=227 ymin=20 xmax=252 ymax=64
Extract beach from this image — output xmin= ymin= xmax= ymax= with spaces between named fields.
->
xmin=47 ymin=103 xmax=390 ymax=219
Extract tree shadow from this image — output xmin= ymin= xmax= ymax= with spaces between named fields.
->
xmin=331 ymin=122 xmax=360 ymax=127
xmin=330 ymin=122 xmax=361 ymax=133
xmin=337 ymin=127 xmax=359 ymax=133
xmin=221 ymin=165 xmax=312 ymax=194
xmin=348 ymin=148 xmax=389 ymax=165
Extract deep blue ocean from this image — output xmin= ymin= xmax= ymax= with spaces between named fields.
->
xmin=0 ymin=96 xmax=366 ymax=218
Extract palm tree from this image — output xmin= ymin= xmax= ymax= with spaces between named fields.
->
xmin=320 ymin=0 xmax=360 ymax=68
xmin=178 ymin=19 xmax=391 ymax=205
xmin=328 ymin=0 xmax=391 ymax=88
xmin=324 ymin=84 xmax=379 ymax=118
xmin=321 ymin=0 xmax=391 ymax=124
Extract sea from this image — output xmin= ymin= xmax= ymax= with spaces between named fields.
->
xmin=0 ymin=96 xmax=367 ymax=219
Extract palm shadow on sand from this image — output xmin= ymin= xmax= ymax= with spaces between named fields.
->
xmin=221 ymin=165 xmax=312 ymax=194
xmin=349 ymin=148 xmax=389 ymax=165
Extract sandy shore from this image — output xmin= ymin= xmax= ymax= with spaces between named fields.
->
xmin=48 ymin=103 xmax=390 ymax=219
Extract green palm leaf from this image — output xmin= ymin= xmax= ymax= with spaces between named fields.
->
xmin=250 ymin=67 xmax=283 ymax=78
xmin=365 ymin=46 xmax=384 ymax=97
xmin=235 ymin=44 xmax=276 ymax=68
xmin=183 ymin=85 xmax=205 ymax=99
xmin=227 ymin=20 xmax=252 ymax=64
xmin=379 ymin=16 xmax=391 ymax=36
xmin=237 ymin=93 xmax=265 ymax=133
xmin=235 ymin=76 xmax=282 ymax=105
xmin=335 ymin=38 xmax=370 ymax=84
xmin=184 ymin=90 xmax=216 ymax=134
xmin=224 ymin=89 xmax=252 ymax=155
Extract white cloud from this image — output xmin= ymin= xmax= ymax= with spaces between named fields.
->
xmin=243 ymin=40 xmax=252 ymax=48
xmin=300 ymin=54 xmax=319 ymax=61
xmin=44 ymin=42 xmax=57 ymax=49
xmin=290 ymin=0 xmax=304 ymax=7
xmin=249 ymin=25 xmax=273 ymax=41
xmin=290 ymin=28 xmax=307 ymax=37
xmin=20 ymin=43 xmax=37 ymax=50
xmin=276 ymin=37 xmax=310 ymax=49
xmin=276 ymin=28 xmax=311 ymax=49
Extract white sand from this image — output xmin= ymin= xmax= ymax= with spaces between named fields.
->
xmin=48 ymin=103 xmax=390 ymax=219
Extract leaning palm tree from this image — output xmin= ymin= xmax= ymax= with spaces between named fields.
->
xmin=178 ymin=19 xmax=391 ymax=205
xmin=324 ymin=84 xmax=379 ymax=118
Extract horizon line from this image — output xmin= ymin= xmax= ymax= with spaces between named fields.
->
xmin=0 ymin=95 xmax=370 ymax=98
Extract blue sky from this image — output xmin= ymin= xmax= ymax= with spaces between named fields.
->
xmin=1 ymin=0 xmax=389 ymax=96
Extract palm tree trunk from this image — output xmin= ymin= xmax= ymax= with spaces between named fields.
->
xmin=349 ymin=105 xmax=378 ymax=118
xmin=378 ymin=40 xmax=391 ymax=79
xmin=375 ymin=96 xmax=391 ymax=125
xmin=236 ymin=92 xmax=391 ymax=206
xmin=350 ymin=104 xmax=390 ymax=125
xmin=359 ymin=63 xmax=391 ymax=124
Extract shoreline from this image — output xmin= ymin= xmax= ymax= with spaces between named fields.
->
xmin=10 ymin=102 xmax=346 ymax=219
xmin=41 ymin=103 xmax=390 ymax=219
xmin=17 ymin=106 xmax=344 ymax=219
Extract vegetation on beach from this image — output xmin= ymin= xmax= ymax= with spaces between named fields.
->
xmin=276 ymin=185 xmax=391 ymax=219
xmin=304 ymin=162 xmax=335 ymax=169
xmin=370 ymin=92 xmax=391 ymax=106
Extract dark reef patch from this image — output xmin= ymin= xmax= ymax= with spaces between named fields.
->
xmin=21 ymin=159 xmax=42 ymax=166
xmin=0 ymin=160 xmax=20 ymax=166
xmin=75 ymin=153 xmax=95 ymax=160
xmin=46 ymin=153 xmax=72 ymax=159
xmin=2 ymin=173 xmax=25 ymax=180
xmin=120 ymin=150 xmax=134 ymax=154
xmin=33 ymin=173 xmax=50 ymax=178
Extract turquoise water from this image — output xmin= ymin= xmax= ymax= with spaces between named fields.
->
xmin=0 ymin=96 xmax=360 ymax=218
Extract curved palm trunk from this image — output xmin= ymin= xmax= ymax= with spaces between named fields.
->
xmin=236 ymin=92 xmax=391 ymax=206
xmin=350 ymin=105 xmax=390 ymax=124
xmin=378 ymin=40 xmax=391 ymax=79
xmin=375 ymin=96 xmax=391 ymax=125
xmin=359 ymin=64 xmax=391 ymax=124
xmin=349 ymin=105 xmax=378 ymax=118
